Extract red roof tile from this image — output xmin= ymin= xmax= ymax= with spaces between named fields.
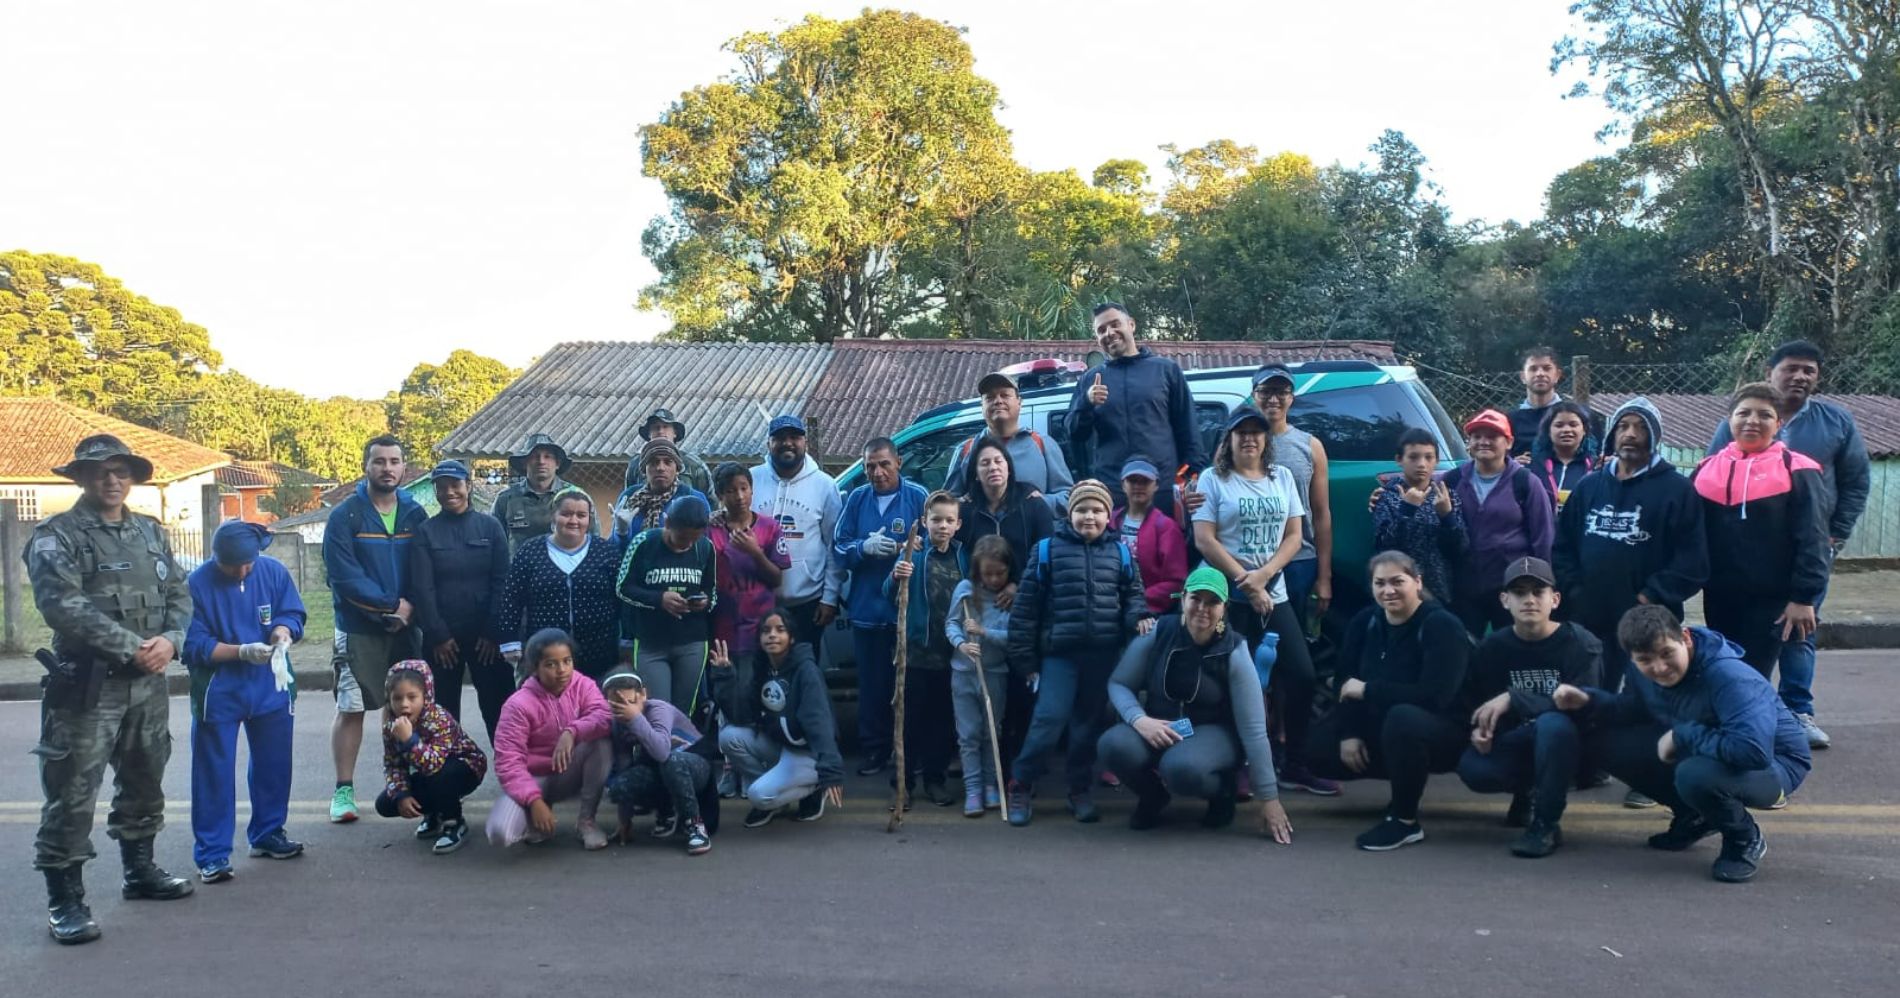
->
xmin=215 ymin=460 xmax=337 ymax=491
xmin=0 ymin=396 xmax=231 ymax=483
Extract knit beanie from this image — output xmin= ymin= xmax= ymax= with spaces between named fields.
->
xmin=640 ymin=437 xmax=682 ymax=470
xmin=1069 ymin=479 xmax=1113 ymax=514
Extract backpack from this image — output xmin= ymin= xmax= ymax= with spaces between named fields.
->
xmin=1030 ymin=535 xmax=1133 ymax=589
xmin=1442 ymin=462 xmax=1532 ymax=519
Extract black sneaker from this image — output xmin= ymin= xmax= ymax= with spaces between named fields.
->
xmin=1510 ymin=821 xmax=1563 ymax=858
xmin=1200 ymin=793 xmax=1238 ymax=830
xmin=796 ymin=793 xmax=828 ymax=822
xmin=856 ymin=754 xmax=890 ymax=777
xmin=923 ymin=777 xmax=956 ymax=807
xmin=742 ymin=808 xmax=776 ymax=829
xmin=432 ymin=819 xmax=467 ymax=855
xmin=1503 ymin=793 xmax=1531 ymax=828
xmin=684 ymin=821 xmax=712 ymax=856
xmin=1711 ymin=825 xmax=1766 ymax=883
xmin=650 ymin=812 xmax=680 ymax=839
xmin=1355 ymin=816 xmax=1425 ymax=851
xmin=1647 ymin=812 xmax=1718 ymax=851
xmin=1067 ymin=790 xmax=1100 ymax=824
xmin=413 ymin=815 xmax=441 ymax=840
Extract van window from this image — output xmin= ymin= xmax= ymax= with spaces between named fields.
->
xmin=896 ymin=427 xmax=971 ymax=493
xmin=1289 ymin=383 xmax=1423 ymax=462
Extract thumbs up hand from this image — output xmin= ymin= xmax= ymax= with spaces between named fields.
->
xmin=1088 ymin=372 xmax=1108 ymax=406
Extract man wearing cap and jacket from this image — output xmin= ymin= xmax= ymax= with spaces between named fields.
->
xmin=183 ymin=520 xmax=307 ymax=884
xmin=1065 ymin=303 xmax=1206 ymax=511
xmin=1443 ymin=409 xmax=1553 ymax=639
xmin=943 ymin=372 xmax=1075 ymax=515
xmin=493 ymin=433 xmax=575 ymax=551
xmin=620 ymin=408 xmax=714 ymax=499
xmin=750 ymin=414 xmax=845 ymax=649
xmin=27 ymin=434 xmax=196 ymax=945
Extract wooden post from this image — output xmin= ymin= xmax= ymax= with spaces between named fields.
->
xmin=1 ymin=500 xmax=23 ymax=655
xmin=1572 ymin=354 xmax=1592 ymax=405
xmin=885 ymin=517 xmax=921 ymax=833
xmin=201 ymin=483 xmax=223 ymax=561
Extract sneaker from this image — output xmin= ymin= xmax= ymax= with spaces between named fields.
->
xmin=1510 ymin=821 xmax=1563 ymax=858
xmin=432 ymin=820 xmax=467 ymax=855
xmin=1796 ymin=714 xmax=1830 ymax=750
xmin=329 ymin=785 xmax=358 ymax=823
xmin=742 ymin=808 xmax=777 ymax=829
xmin=1765 ymin=791 xmax=1790 ymax=811
xmin=1279 ymin=763 xmax=1343 ymax=797
xmin=856 ymin=753 xmax=890 ymax=777
xmin=1648 ymin=812 xmax=1718 ymax=851
xmin=717 ymin=766 xmax=740 ymax=798
xmin=1623 ymin=788 xmax=1657 ymax=809
xmin=923 ymin=777 xmax=956 ymax=807
xmin=1200 ymin=793 xmax=1238 ymax=830
xmin=1711 ymin=825 xmax=1767 ymax=883
xmin=413 ymin=815 xmax=441 ymax=840
xmin=684 ymin=821 xmax=712 ymax=856
xmin=578 ymin=819 xmax=609 ymax=851
xmin=1099 ymin=769 xmax=1121 ymax=789
xmin=248 ymin=831 xmax=305 ymax=860
xmin=1503 ymin=793 xmax=1531 ymax=828
xmin=1577 ymin=770 xmax=1611 ymax=790
xmin=1355 ymin=816 xmax=1426 ymax=851
xmin=1130 ymin=791 xmax=1171 ymax=831
xmin=983 ymin=784 xmax=1001 ymax=810
xmin=197 ymin=861 xmax=235 ymax=884
xmin=964 ymin=791 xmax=984 ymax=818
xmin=1006 ymin=782 xmax=1033 ymax=827
xmin=1067 ymin=790 xmax=1100 ymax=824
xmin=650 ymin=813 xmax=680 ymax=839
xmin=796 ymin=793 xmax=828 ymax=822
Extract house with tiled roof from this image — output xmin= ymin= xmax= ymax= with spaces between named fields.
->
xmin=0 ymin=396 xmax=230 ymax=529
xmin=215 ymin=460 xmax=338 ymax=524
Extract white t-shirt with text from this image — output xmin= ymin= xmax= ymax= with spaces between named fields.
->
xmin=1192 ymin=466 xmax=1306 ymax=604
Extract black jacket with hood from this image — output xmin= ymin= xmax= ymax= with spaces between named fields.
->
xmin=1065 ymin=346 xmax=1206 ymax=484
xmin=708 ymin=642 xmax=844 ymax=788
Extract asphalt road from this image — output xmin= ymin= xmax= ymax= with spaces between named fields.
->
xmin=1 ymin=653 xmax=1895 ymax=997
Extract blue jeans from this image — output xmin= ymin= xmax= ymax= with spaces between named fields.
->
xmin=853 ymin=625 xmax=898 ymax=761
xmin=1009 ymin=653 xmax=1113 ymax=795
xmin=1456 ymin=712 xmax=1583 ymax=824
xmin=1282 ymin=557 xmax=1319 ymax=631
xmin=1777 ymin=569 xmax=1828 ymax=716
xmin=1591 ymin=724 xmax=1788 ymax=838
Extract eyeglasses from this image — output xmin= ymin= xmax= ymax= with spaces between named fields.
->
xmin=96 ymin=466 xmax=137 ymax=482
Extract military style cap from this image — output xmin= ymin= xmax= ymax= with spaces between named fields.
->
xmin=639 ymin=407 xmax=688 ymax=444
xmin=508 ymin=433 xmax=571 ymax=476
xmin=54 ymin=434 xmax=154 ymax=484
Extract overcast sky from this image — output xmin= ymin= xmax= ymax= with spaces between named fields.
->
xmin=1 ymin=0 xmax=1614 ymax=398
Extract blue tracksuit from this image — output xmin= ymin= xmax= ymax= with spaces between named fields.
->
xmin=835 ymin=476 xmax=928 ymax=762
xmin=183 ymin=556 xmax=306 ymax=867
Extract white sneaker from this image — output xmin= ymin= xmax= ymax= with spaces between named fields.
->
xmin=578 ymin=819 xmax=609 ymax=851
xmin=1796 ymin=713 xmax=1831 ymax=749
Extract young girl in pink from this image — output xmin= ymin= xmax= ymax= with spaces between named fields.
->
xmin=486 ymin=628 xmax=614 ymax=850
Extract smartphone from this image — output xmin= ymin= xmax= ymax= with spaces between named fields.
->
xmin=1168 ymin=717 xmax=1195 ymax=738
xmin=686 ymin=594 xmax=710 ymax=610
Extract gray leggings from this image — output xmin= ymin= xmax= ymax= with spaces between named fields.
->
xmin=718 ymin=725 xmax=818 ymax=810
xmin=636 ymin=641 xmax=708 ymax=712
xmin=1097 ymin=721 xmax=1240 ymax=801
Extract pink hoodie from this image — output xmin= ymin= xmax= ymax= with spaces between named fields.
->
xmin=492 ymin=672 xmax=613 ymax=806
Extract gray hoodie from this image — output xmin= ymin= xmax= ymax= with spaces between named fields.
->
xmin=749 ymin=454 xmax=845 ymax=607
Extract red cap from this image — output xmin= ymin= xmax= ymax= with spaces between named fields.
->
xmin=1463 ymin=408 xmax=1513 ymax=442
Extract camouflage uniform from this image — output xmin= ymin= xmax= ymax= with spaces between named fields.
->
xmin=494 ymin=432 xmax=575 ymax=551
xmin=29 ymin=494 xmax=191 ymax=871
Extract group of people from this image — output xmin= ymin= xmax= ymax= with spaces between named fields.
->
xmin=23 ymin=302 xmax=1872 ymax=945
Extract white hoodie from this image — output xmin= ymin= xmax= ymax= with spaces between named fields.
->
xmin=750 ymin=454 xmax=845 ymax=606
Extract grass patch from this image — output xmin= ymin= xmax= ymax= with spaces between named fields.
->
xmin=8 ymin=582 xmax=336 ymax=656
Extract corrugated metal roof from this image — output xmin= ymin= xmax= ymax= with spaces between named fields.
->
xmin=804 ymin=338 xmax=1397 ymax=459
xmin=1591 ymin=393 xmax=1900 ymax=458
xmin=0 ymin=396 xmax=231 ymax=483
xmin=437 ymin=341 xmax=834 ymax=464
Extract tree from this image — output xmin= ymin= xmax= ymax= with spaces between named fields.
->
xmin=0 ymin=251 xmax=220 ymax=423
xmin=261 ymin=481 xmax=321 ymax=519
xmin=388 ymin=349 xmax=519 ymax=465
xmin=639 ymin=10 xmax=1016 ymax=342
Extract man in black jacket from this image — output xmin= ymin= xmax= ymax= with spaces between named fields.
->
xmin=1065 ymin=303 xmax=1206 ymax=512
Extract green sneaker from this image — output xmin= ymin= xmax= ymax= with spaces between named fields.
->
xmin=329 ymin=785 xmax=358 ymax=824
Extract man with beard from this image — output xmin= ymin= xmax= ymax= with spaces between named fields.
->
xmin=1554 ymin=398 xmax=1708 ymax=807
xmin=323 ymin=435 xmax=429 ymax=823
xmin=618 ymin=408 xmax=714 ymax=498
xmin=1705 ymin=341 xmax=1869 ymax=749
xmin=1065 ymin=303 xmax=1205 ymax=511
xmin=1507 ymin=347 xmax=1599 ymax=461
xmin=750 ymin=415 xmax=844 ymax=649
xmin=493 ymin=433 xmax=574 ymax=551
xmin=943 ymin=371 xmax=1074 ymax=514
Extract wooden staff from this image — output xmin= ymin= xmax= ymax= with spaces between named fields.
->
xmin=886 ymin=518 xmax=921 ymax=833
xmin=970 ymin=624 xmax=1009 ymax=824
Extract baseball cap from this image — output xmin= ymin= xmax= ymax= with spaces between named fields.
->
xmin=976 ymin=372 xmax=1017 ymax=395
xmin=1501 ymin=556 xmax=1556 ymax=589
xmin=429 ymin=460 xmax=471 ymax=481
xmin=767 ymin=414 xmax=807 ymax=437
xmin=1463 ymin=409 xmax=1514 ymax=441
xmin=1184 ymin=565 xmax=1229 ymax=602
xmin=1225 ymin=405 xmax=1270 ymax=431
xmin=1119 ymin=457 xmax=1159 ymax=482
xmin=1251 ymin=364 xmax=1295 ymax=390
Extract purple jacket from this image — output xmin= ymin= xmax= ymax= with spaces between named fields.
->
xmin=1447 ymin=462 xmax=1553 ymax=601
xmin=612 ymin=697 xmax=701 ymax=763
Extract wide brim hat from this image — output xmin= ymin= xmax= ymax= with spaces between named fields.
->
xmin=638 ymin=408 xmax=688 ymax=445
xmin=54 ymin=434 xmax=154 ymax=484
xmin=508 ymin=433 xmax=572 ymax=476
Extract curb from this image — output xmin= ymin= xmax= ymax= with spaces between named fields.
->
xmin=0 ymin=670 xmax=336 ymax=705
xmin=1818 ymin=621 xmax=1900 ymax=651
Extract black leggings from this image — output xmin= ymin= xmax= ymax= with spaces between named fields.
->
xmin=607 ymin=752 xmax=717 ymax=827
xmin=1302 ymin=704 xmax=1466 ymax=821
xmin=1229 ymin=598 xmax=1316 ymax=753
xmin=375 ymin=757 xmax=483 ymax=823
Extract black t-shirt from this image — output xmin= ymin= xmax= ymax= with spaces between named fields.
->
xmin=1465 ymin=622 xmax=1603 ymax=721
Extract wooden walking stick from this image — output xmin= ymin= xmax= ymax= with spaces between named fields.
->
xmin=970 ymin=625 xmax=1009 ymax=824
xmin=886 ymin=518 xmax=921 ymax=833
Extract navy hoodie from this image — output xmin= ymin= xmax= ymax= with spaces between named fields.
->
xmin=1552 ymin=397 xmax=1708 ymax=635
xmin=1581 ymin=627 xmax=1811 ymax=792
xmin=708 ymin=643 xmax=844 ymax=789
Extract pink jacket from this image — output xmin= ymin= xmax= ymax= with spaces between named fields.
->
xmin=1111 ymin=504 xmax=1189 ymax=616
xmin=493 ymin=673 xmax=613 ymax=806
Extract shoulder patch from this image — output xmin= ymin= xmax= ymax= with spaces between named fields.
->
xmin=33 ymin=535 xmax=60 ymax=555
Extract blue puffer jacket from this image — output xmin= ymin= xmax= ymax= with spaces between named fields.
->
xmin=1006 ymin=523 xmax=1149 ymax=673
xmin=835 ymin=477 xmax=929 ymax=628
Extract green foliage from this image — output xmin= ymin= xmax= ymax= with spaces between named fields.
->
xmin=388 ymin=349 xmax=520 ymax=466
xmin=261 ymin=481 xmax=321 ymax=519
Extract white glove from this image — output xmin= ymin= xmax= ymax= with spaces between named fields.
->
xmin=862 ymin=528 xmax=899 ymax=558
xmin=503 ymin=646 xmax=522 ymax=668
xmin=238 ymin=642 xmax=274 ymax=665
xmin=269 ymin=642 xmax=294 ymax=692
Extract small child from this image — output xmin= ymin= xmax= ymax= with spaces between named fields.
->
xmin=487 ymin=628 xmax=615 ymax=850
xmin=946 ymin=534 xmax=1014 ymax=817
xmin=374 ymin=660 xmax=489 ymax=855
xmin=887 ymin=490 xmax=966 ymax=808
xmin=602 ymin=672 xmax=718 ymax=856
xmin=1004 ymin=479 xmax=1153 ymax=827
xmin=1370 ymin=427 xmax=1467 ymax=602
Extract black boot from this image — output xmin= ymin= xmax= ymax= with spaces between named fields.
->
xmin=119 ymin=838 xmax=194 ymax=901
xmin=44 ymin=866 xmax=102 ymax=945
